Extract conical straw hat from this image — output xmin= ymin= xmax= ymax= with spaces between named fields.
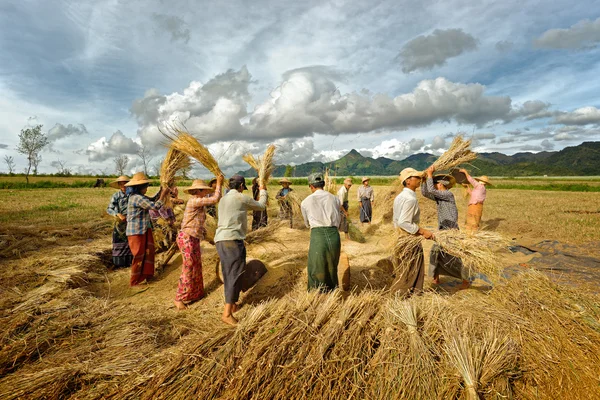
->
xmin=124 ymin=172 xmax=151 ymax=187
xmin=109 ymin=175 xmax=130 ymax=189
xmin=183 ymin=179 xmax=213 ymax=194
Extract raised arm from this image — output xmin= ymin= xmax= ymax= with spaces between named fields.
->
xmin=243 ymin=187 xmax=268 ymax=211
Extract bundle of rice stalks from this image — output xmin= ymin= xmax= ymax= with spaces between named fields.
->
xmin=258 ymin=144 xmax=276 ymax=187
xmin=391 ymin=231 xmax=424 ymax=276
xmin=203 ymin=214 xmax=217 ymax=245
xmin=161 ymin=125 xmax=225 ymax=185
xmin=324 ymin=167 xmax=337 ymax=194
xmin=286 ymin=191 xmax=306 ymax=229
xmin=348 ymin=220 xmax=366 ymax=243
xmin=159 ymin=148 xmax=190 ymax=208
xmin=245 ymin=220 xmax=286 ymax=246
xmin=242 ymin=152 xmax=259 ymax=172
xmin=430 ymin=134 xmax=477 ymax=173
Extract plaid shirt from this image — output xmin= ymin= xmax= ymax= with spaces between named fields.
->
xmin=106 ymin=190 xmax=129 ymax=216
xmin=180 ymin=188 xmax=221 ymax=239
xmin=126 ymin=193 xmax=163 ymax=236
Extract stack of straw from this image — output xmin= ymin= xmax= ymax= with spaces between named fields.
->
xmin=258 ymin=145 xmax=276 ymax=187
xmin=324 ymin=168 xmax=337 ymax=194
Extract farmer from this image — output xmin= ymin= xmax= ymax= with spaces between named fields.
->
xmin=174 ymin=176 xmax=223 ymax=311
xmin=125 ymin=172 xmax=168 ymax=286
xmin=215 ymin=174 xmax=267 ymax=326
xmin=392 ymin=168 xmax=434 ymax=296
xmin=460 ymin=168 xmax=492 ymax=232
xmin=251 ymin=177 xmax=268 ymax=230
xmin=150 ymin=187 xmax=183 ymax=252
xmin=337 ymin=178 xmax=353 ymax=239
xmin=276 ymin=177 xmax=293 ymax=221
xmin=301 ymin=172 xmax=342 ymax=291
xmin=106 ymin=175 xmax=133 ymax=268
xmin=357 ymin=177 xmax=374 ymax=224
xmin=205 ymin=178 xmax=218 ymax=218
xmin=421 ymin=166 xmax=470 ymax=289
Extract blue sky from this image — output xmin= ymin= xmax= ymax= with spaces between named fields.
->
xmin=1 ymin=0 xmax=599 ymax=175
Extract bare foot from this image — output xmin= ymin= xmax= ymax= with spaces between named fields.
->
xmin=432 ymin=277 xmax=440 ymax=285
xmin=459 ymin=280 xmax=471 ymax=290
xmin=174 ymin=300 xmax=187 ymax=311
xmin=221 ymin=315 xmax=238 ymax=326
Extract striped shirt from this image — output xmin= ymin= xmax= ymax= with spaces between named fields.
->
xmin=421 ymin=178 xmax=459 ymax=230
xmin=126 ymin=193 xmax=163 ymax=236
xmin=180 ymin=188 xmax=221 ymax=239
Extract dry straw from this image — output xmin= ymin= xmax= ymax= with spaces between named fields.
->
xmin=430 ymin=134 xmax=477 ymax=173
xmin=159 ymin=148 xmax=190 ymax=208
xmin=324 ymin=168 xmax=337 ymax=194
xmin=161 ymin=125 xmax=226 ymax=185
xmin=258 ymin=144 xmax=276 ymax=187
xmin=242 ymin=153 xmax=260 ymax=172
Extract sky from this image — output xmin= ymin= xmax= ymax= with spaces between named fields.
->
xmin=1 ymin=0 xmax=599 ymax=176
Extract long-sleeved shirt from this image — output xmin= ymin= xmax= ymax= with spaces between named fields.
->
xmin=421 ymin=177 xmax=459 ymax=230
xmin=214 ymin=189 xmax=267 ymax=242
xmin=357 ymin=185 xmax=374 ymax=202
xmin=106 ymin=190 xmax=129 ymax=217
xmin=126 ymin=192 xmax=163 ymax=236
xmin=337 ymin=185 xmax=349 ymax=205
xmin=467 ymin=175 xmax=486 ymax=205
xmin=180 ymin=188 xmax=221 ymax=239
xmin=393 ymin=188 xmax=420 ymax=234
xmin=301 ymin=189 xmax=341 ymax=229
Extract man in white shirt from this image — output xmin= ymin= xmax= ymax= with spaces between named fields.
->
xmin=392 ymin=168 xmax=434 ymax=296
xmin=337 ymin=178 xmax=352 ymax=239
xmin=215 ymin=174 xmax=267 ymax=326
xmin=301 ymin=172 xmax=342 ymax=291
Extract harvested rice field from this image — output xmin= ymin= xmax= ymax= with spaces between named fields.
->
xmin=1 ymin=181 xmax=600 ymax=399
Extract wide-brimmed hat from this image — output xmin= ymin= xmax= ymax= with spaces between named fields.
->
xmin=475 ymin=175 xmax=493 ymax=186
xmin=399 ymin=168 xmax=423 ymax=184
xmin=184 ymin=179 xmax=213 ymax=194
xmin=279 ymin=178 xmax=292 ymax=184
xmin=344 ymin=177 xmax=352 ymax=185
xmin=124 ymin=172 xmax=151 ymax=187
xmin=433 ymin=174 xmax=456 ymax=189
xmin=109 ymin=175 xmax=130 ymax=189
xmin=361 ymin=177 xmax=370 ymax=183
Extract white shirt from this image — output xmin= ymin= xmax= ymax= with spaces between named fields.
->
xmin=301 ymin=189 xmax=341 ymax=229
xmin=337 ymin=185 xmax=349 ymax=204
xmin=214 ymin=189 xmax=267 ymax=242
xmin=393 ymin=187 xmax=420 ymax=234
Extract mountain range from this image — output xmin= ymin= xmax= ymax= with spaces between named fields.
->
xmin=237 ymin=141 xmax=600 ymax=177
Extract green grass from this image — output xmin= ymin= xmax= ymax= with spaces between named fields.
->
xmin=493 ymin=183 xmax=600 ymax=192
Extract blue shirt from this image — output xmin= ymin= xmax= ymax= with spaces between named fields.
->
xmin=126 ymin=192 xmax=163 ymax=236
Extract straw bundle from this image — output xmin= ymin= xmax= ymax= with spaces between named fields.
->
xmin=159 ymin=148 xmax=190 ymax=208
xmin=242 ymin=153 xmax=259 ymax=172
xmin=348 ymin=220 xmax=366 ymax=243
xmin=161 ymin=126 xmax=225 ymax=184
xmin=430 ymin=135 xmax=477 ymax=173
xmin=258 ymin=144 xmax=276 ymax=187
xmin=324 ymin=168 xmax=337 ymax=194
xmin=286 ymin=191 xmax=305 ymax=229
xmin=203 ymin=214 xmax=217 ymax=244
xmin=245 ymin=220 xmax=286 ymax=245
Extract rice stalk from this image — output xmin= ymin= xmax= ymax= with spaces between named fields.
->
xmin=324 ymin=168 xmax=337 ymax=194
xmin=286 ymin=191 xmax=305 ymax=229
xmin=430 ymin=134 xmax=477 ymax=173
xmin=159 ymin=148 xmax=190 ymax=208
xmin=348 ymin=220 xmax=366 ymax=243
xmin=160 ymin=125 xmax=225 ymax=185
xmin=245 ymin=220 xmax=286 ymax=245
xmin=243 ymin=153 xmax=260 ymax=172
xmin=258 ymin=144 xmax=276 ymax=187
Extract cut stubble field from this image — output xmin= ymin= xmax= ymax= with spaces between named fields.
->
xmin=1 ymin=182 xmax=600 ymax=399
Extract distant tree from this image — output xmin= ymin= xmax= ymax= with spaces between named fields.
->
xmin=114 ymin=155 xmax=129 ymax=176
xmin=152 ymin=160 xmax=162 ymax=178
xmin=17 ymin=124 xmax=49 ymax=184
xmin=137 ymin=144 xmax=153 ymax=176
xmin=284 ymin=164 xmax=294 ymax=177
xmin=52 ymin=159 xmax=72 ymax=176
xmin=180 ymin=165 xmax=192 ymax=180
xmin=4 ymin=155 xmax=15 ymax=175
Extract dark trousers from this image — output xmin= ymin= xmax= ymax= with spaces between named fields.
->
xmin=216 ymin=240 xmax=246 ymax=304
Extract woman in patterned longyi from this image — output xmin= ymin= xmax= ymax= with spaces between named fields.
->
xmin=174 ymin=176 xmax=223 ymax=311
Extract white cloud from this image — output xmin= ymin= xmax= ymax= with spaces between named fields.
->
xmin=398 ymin=29 xmax=478 ymax=73
xmin=430 ymin=135 xmax=446 ymax=149
xmin=553 ymin=106 xmax=600 ymax=125
xmin=47 ymin=123 xmax=88 ymax=141
xmin=498 ymin=136 xmax=516 ymax=144
xmin=554 ymin=132 xmax=576 ymax=141
xmin=472 ymin=133 xmax=496 ymax=140
xmin=541 ymin=139 xmax=554 ymax=150
xmin=86 ymin=130 xmax=140 ymax=162
xmin=534 ymin=17 xmax=600 ymax=49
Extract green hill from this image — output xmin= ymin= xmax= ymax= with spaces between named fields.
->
xmin=237 ymin=141 xmax=600 ymax=177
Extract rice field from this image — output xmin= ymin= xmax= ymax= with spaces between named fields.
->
xmin=1 ymin=179 xmax=600 ymax=399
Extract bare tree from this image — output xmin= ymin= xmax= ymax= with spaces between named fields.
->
xmin=17 ymin=124 xmax=49 ymax=184
xmin=52 ymin=159 xmax=71 ymax=176
xmin=152 ymin=160 xmax=162 ymax=178
xmin=4 ymin=155 xmax=15 ymax=175
xmin=114 ymin=155 xmax=129 ymax=176
xmin=137 ymin=144 xmax=153 ymax=176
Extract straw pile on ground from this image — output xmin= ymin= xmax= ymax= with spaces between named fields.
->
xmin=2 ymin=245 xmax=600 ymax=400
xmin=348 ymin=220 xmax=366 ymax=242
xmin=159 ymin=148 xmax=190 ymax=208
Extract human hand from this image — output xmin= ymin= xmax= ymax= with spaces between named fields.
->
xmin=259 ymin=185 xmax=266 ymax=190
xmin=217 ymin=175 xmax=224 ymax=186
xmin=117 ymin=213 xmax=126 ymax=222
xmin=420 ymin=228 xmax=434 ymax=239
xmin=459 ymin=168 xmax=468 ymax=175
xmin=426 ymin=166 xmax=434 ymax=177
